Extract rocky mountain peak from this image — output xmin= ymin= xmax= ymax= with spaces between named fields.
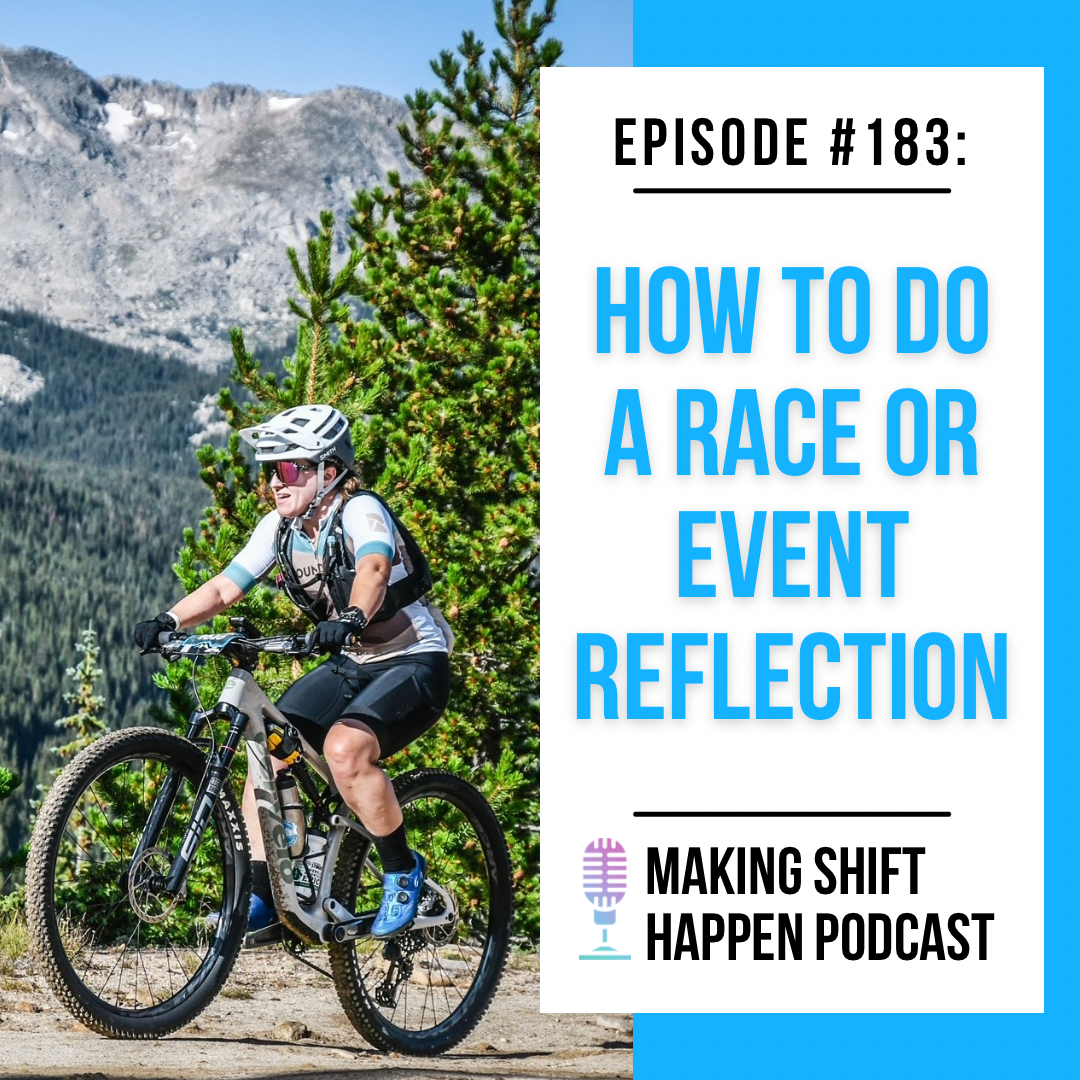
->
xmin=0 ymin=45 xmax=413 ymax=367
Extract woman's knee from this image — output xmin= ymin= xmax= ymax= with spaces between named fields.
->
xmin=323 ymin=719 xmax=382 ymax=781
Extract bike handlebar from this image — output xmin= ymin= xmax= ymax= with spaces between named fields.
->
xmin=153 ymin=629 xmax=321 ymax=663
xmin=249 ymin=631 xmax=321 ymax=656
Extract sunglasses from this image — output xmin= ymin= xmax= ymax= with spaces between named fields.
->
xmin=265 ymin=461 xmax=317 ymax=485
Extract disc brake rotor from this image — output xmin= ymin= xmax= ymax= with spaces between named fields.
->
xmin=127 ymin=846 xmax=185 ymax=923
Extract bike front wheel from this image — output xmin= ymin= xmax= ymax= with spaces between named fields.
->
xmin=328 ymin=768 xmax=513 ymax=1055
xmin=25 ymin=727 xmax=250 ymax=1038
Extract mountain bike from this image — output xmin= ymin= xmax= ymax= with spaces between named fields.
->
xmin=25 ymin=625 xmax=513 ymax=1055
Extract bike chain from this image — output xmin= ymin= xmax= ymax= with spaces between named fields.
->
xmin=281 ymin=934 xmax=332 ymax=980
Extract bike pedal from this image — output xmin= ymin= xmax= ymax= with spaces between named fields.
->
xmin=372 ymin=919 xmax=415 ymax=942
xmin=243 ymin=924 xmax=283 ymax=949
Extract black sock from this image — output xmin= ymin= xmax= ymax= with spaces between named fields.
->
xmin=251 ymin=860 xmax=274 ymax=903
xmin=373 ymin=824 xmax=414 ymax=873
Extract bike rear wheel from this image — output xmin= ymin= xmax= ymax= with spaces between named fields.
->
xmin=26 ymin=727 xmax=250 ymax=1038
xmin=328 ymin=768 xmax=513 ymax=1055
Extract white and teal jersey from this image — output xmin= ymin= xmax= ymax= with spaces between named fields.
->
xmin=223 ymin=494 xmax=447 ymax=663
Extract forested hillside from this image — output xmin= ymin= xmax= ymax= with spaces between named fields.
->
xmin=0 ymin=309 xmax=225 ymax=469
xmin=0 ymin=310 xmax=234 ymax=851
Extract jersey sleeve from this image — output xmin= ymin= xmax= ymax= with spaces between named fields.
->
xmin=221 ymin=511 xmax=281 ymax=594
xmin=341 ymin=495 xmax=395 ymax=562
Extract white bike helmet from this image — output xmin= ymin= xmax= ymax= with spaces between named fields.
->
xmin=240 ymin=405 xmax=355 ymax=522
xmin=239 ymin=404 xmax=355 ymax=467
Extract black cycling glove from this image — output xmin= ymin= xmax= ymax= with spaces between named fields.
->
xmin=315 ymin=606 xmax=368 ymax=655
xmin=134 ymin=612 xmax=180 ymax=652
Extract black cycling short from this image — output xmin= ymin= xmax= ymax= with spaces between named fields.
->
xmin=274 ymin=651 xmax=450 ymax=759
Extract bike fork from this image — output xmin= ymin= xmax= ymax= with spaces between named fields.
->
xmin=127 ymin=711 xmax=212 ymax=875
xmin=159 ymin=704 xmax=248 ymax=895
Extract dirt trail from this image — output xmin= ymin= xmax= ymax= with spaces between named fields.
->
xmin=0 ymin=950 xmax=632 ymax=1080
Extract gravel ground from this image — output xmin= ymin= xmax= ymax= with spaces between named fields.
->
xmin=0 ymin=948 xmax=633 ymax=1080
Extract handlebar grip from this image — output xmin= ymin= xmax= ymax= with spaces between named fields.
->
xmin=138 ymin=630 xmax=179 ymax=656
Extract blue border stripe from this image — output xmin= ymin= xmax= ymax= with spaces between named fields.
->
xmin=632 ymin=1 xmax=1058 ymax=67
xmin=632 ymin=1 xmax=1075 ymax=1074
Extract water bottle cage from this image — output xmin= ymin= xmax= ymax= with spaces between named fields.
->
xmin=293 ymin=833 xmax=328 ymax=904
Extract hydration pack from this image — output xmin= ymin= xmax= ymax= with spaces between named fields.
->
xmin=274 ymin=490 xmax=432 ymax=625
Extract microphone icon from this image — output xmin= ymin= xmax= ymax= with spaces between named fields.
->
xmin=580 ymin=838 xmax=630 ymax=960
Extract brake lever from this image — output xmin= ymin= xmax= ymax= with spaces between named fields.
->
xmin=267 ymin=630 xmax=319 ymax=657
xmin=229 ymin=616 xmax=262 ymax=637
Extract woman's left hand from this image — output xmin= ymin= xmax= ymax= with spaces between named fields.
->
xmin=315 ymin=607 xmax=367 ymax=654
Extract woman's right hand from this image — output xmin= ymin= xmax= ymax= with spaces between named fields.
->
xmin=134 ymin=612 xmax=179 ymax=652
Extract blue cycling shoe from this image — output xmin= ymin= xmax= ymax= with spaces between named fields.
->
xmin=246 ymin=893 xmax=279 ymax=934
xmin=207 ymin=892 xmax=280 ymax=942
xmin=371 ymin=851 xmax=427 ymax=939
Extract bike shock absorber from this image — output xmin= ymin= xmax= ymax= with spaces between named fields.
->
xmin=267 ymin=721 xmax=303 ymax=766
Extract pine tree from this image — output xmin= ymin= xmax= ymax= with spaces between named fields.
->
xmin=0 ymin=768 xmax=19 ymax=804
xmin=0 ymin=768 xmax=23 ymax=882
xmin=2 ymin=627 xmax=108 ymax=887
xmin=54 ymin=626 xmax=108 ymax=768
xmin=171 ymin=0 xmax=557 ymax=942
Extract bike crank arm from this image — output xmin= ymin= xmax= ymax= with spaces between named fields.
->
xmin=321 ymin=897 xmax=382 ymax=943
xmin=321 ymin=887 xmax=457 ymax=944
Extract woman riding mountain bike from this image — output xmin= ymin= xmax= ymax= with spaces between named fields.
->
xmin=26 ymin=403 xmax=509 ymax=1052
xmin=133 ymin=403 xmax=452 ymax=943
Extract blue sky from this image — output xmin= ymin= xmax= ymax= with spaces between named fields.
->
xmin=0 ymin=0 xmax=630 ymax=99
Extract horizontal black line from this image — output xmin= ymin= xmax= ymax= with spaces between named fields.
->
xmin=633 ymin=811 xmax=951 ymax=818
xmin=633 ymin=187 xmax=952 ymax=195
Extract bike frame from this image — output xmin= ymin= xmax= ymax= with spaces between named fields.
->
xmin=219 ymin=667 xmax=350 ymax=943
xmin=142 ymin=646 xmax=455 ymax=947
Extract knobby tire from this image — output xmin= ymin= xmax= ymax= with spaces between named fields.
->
xmin=25 ymin=727 xmax=251 ymax=1038
xmin=327 ymin=769 xmax=513 ymax=1055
